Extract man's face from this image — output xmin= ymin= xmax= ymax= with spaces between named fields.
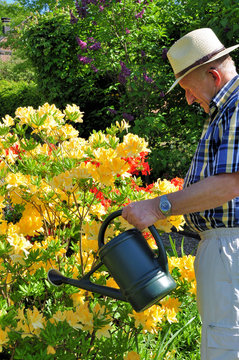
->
xmin=179 ymin=68 xmax=217 ymax=113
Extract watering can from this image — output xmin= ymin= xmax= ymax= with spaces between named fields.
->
xmin=48 ymin=210 xmax=176 ymax=312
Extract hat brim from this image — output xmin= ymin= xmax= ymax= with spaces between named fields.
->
xmin=166 ymin=44 xmax=239 ymax=93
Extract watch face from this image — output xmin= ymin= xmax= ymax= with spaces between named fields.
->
xmin=161 ymin=201 xmax=170 ymax=212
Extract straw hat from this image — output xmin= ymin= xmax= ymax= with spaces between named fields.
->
xmin=167 ymin=28 xmax=239 ymax=92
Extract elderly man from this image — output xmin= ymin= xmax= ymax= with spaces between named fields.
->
xmin=122 ymin=28 xmax=239 ymax=360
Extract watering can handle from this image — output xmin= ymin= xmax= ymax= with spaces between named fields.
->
xmin=98 ymin=209 xmax=169 ymax=273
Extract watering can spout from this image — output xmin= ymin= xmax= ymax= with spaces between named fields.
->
xmin=48 ymin=267 xmax=126 ymax=302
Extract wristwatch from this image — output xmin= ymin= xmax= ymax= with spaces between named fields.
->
xmin=159 ymin=195 xmax=172 ymax=216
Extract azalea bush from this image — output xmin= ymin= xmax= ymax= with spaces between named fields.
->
xmin=0 ymin=103 xmax=200 ymax=359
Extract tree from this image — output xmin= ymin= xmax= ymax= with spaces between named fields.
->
xmin=0 ymin=0 xmax=31 ymax=35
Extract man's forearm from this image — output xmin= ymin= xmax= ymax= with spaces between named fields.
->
xmin=167 ymin=172 xmax=239 ymax=215
xmin=122 ymin=172 xmax=239 ymax=230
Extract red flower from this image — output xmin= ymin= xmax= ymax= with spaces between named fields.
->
xmin=170 ymin=177 xmax=184 ymax=190
xmin=124 ymin=152 xmax=151 ymax=176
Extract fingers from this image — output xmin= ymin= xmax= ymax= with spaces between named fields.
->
xmin=121 ymin=197 xmax=163 ymax=230
xmin=121 ymin=201 xmax=153 ymax=231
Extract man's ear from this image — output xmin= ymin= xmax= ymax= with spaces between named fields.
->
xmin=208 ymin=68 xmax=221 ymax=87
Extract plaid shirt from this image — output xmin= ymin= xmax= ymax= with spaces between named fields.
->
xmin=183 ymin=75 xmax=239 ymax=232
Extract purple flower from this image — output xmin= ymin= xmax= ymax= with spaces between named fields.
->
xmin=141 ymin=50 xmax=146 ymax=57
xmin=75 ymin=1 xmax=87 ymax=19
xmin=125 ymin=28 xmax=130 ymax=34
xmin=78 ymin=55 xmax=93 ymax=64
xmin=162 ymin=48 xmax=168 ymax=61
xmin=159 ymin=91 xmax=165 ymax=98
xmin=91 ymin=64 xmax=99 ymax=72
xmin=143 ymin=72 xmax=153 ymax=83
xmin=135 ymin=8 xmax=145 ymax=19
xmin=70 ymin=10 xmax=79 ymax=24
xmin=122 ymin=112 xmax=134 ymax=121
xmin=108 ymin=108 xmax=117 ymax=115
xmin=76 ymin=37 xmax=87 ymax=50
xmin=120 ymin=61 xmax=131 ymax=76
xmin=99 ymin=5 xmax=104 ymax=11
xmin=118 ymin=73 xmax=127 ymax=85
xmin=118 ymin=61 xmax=131 ymax=84
xmin=89 ymin=41 xmax=101 ymax=51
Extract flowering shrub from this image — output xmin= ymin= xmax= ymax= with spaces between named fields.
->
xmin=0 ymin=104 xmax=199 ymax=359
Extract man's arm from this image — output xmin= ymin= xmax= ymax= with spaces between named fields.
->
xmin=122 ymin=172 xmax=239 ymax=230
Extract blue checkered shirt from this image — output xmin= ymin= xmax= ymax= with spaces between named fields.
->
xmin=183 ymin=75 xmax=239 ymax=232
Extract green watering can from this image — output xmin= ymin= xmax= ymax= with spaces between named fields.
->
xmin=48 ymin=210 xmax=176 ymax=312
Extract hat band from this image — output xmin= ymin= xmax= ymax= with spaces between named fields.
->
xmin=176 ymin=46 xmax=226 ymax=77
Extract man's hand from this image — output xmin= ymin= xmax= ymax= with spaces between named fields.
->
xmin=121 ymin=197 xmax=165 ymax=231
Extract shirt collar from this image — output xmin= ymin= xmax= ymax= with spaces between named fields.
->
xmin=209 ymin=75 xmax=239 ymax=116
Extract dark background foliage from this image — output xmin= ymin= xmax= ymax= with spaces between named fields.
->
xmin=1 ymin=0 xmax=239 ymax=181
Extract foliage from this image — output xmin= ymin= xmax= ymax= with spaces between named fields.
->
xmin=0 ymin=80 xmax=44 ymax=119
xmin=5 ymin=0 xmax=239 ymax=180
xmin=0 ymin=56 xmax=36 ymax=82
xmin=0 ymin=0 xmax=31 ymax=35
xmin=11 ymin=1 xmax=208 ymax=180
xmin=0 ymin=103 xmax=200 ymax=359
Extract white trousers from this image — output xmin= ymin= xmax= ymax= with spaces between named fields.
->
xmin=194 ymin=228 xmax=239 ymax=360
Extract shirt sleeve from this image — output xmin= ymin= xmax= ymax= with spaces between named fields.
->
xmin=214 ymin=99 xmax=239 ymax=174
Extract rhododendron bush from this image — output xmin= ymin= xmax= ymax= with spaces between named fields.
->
xmin=0 ymin=104 xmax=199 ymax=359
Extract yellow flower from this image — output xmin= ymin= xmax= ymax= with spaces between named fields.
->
xmin=154 ymin=218 xmax=173 ymax=233
xmin=17 ymin=205 xmax=43 ymax=236
xmin=0 ymin=220 xmax=8 ymax=235
xmin=75 ymin=303 xmax=94 ymax=332
xmin=71 ymin=292 xmax=85 ymax=307
xmin=5 ymin=172 xmax=31 ymax=188
xmin=65 ymin=310 xmax=82 ymax=329
xmin=47 ymin=345 xmax=56 ymax=355
xmin=52 ymin=310 xmax=68 ymax=323
xmin=0 ymin=161 xmax=7 ymax=171
xmin=2 ymin=114 xmax=14 ymax=126
xmin=90 ymin=203 xmax=107 ymax=219
xmin=116 ymin=119 xmax=130 ymax=132
xmin=37 ymin=103 xmax=65 ymax=123
xmin=92 ymin=147 xmax=116 ymax=160
xmin=124 ymin=351 xmax=141 ymax=360
xmin=152 ymin=179 xmax=177 ymax=195
xmin=16 ymin=307 xmax=45 ymax=338
xmin=7 ymin=233 xmax=32 ymax=263
xmin=168 ymin=215 xmax=185 ymax=231
xmin=116 ymin=133 xmax=149 ymax=157
xmin=189 ymin=281 xmax=197 ymax=296
xmin=15 ymin=106 xmax=35 ymax=125
xmin=0 ymin=328 xmax=9 ymax=352
xmin=161 ymin=297 xmax=181 ymax=323
xmin=105 ymin=277 xmax=119 ymax=289
xmin=26 ymin=307 xmax=45 ymax=333
xmin=87 ymin=156 xmax=130 ymax=187
xmin=51 ymin=170 xmax=75 ymax=192
xmin=81 ymin=234 xmax=98 ymax=253
xmin=131 ymin=305 xmax=165 ymax=333
xmin=64 ymin=104 xmax=84 ymax=123
xmin=71 ymin=162 xmax=91 ymax=179
xmin=95 ymin=323 xmax=111 ymax=338
xmin=56 ymin=124 xmax=79 ymax=140
xmin=168 ymin=255 xmax=196 ymax=294
xmin=88 ymin=132 xmax=107 ymax=146
xmin=61 ymin=138 xmax=88 ymax=159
